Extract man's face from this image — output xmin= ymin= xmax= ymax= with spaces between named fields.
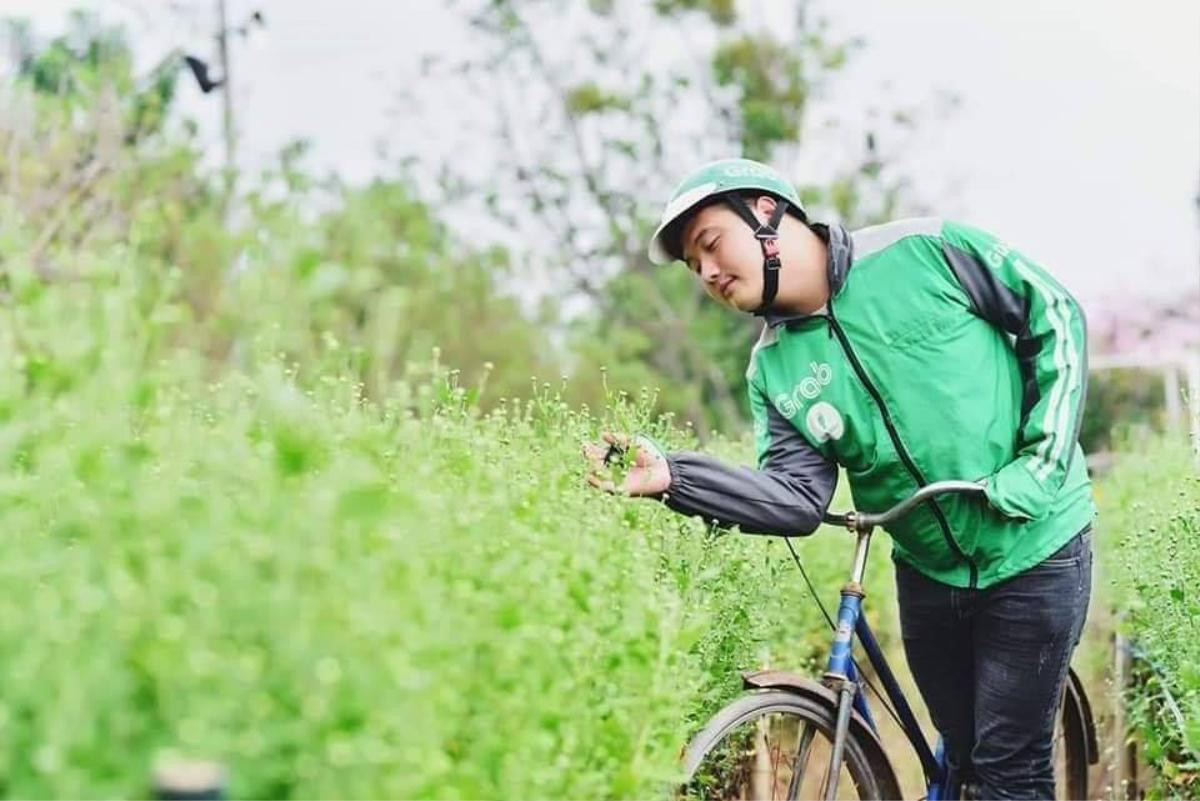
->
xmin=679 ymin=200 xmax=768 ymax=312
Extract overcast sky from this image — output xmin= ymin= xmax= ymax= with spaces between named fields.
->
xmin=3 ymin=0 xmax=1198 ymax=306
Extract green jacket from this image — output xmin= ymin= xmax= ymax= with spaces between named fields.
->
xmin=662 ymin=218 xmax=1095 ymax=589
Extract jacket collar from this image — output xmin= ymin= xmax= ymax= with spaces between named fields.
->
xmin=762 ymin=222 xmax=854 ymax=329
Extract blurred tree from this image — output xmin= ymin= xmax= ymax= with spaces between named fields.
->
xmin=409 ymin=0 xmax=953 ymax=437
xmin=1 ymin=12 xmax=555 ymax=406
xmin=237 ymin=170 xmax=561 ymax=402
xmin=1080 ymin=368 xmax=1169 ymax=454
xmin=4 ymin=10 xmax=179 ymax=145
xmin=0 ymin=10 xmax=197 ymax=278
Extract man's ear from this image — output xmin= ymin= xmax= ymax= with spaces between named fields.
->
xmin=754 ymin=194 xmax=777 ymax=222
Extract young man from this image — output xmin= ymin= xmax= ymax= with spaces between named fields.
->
xmin=582 ymin=158 xmax=1095 ymax=800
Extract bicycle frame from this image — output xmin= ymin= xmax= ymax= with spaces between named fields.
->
xmin=817 ymin=482 xmax=987 ymax=800
xmin=819 ymin=526 xmax=954 ymax=799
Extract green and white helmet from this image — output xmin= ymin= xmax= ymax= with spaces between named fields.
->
xmin=647 ymin=158 xmax=805 ymax=265
xmin=647 ymin=158 xmax=806 ymax=314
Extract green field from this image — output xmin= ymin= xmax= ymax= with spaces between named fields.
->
xmin=0 ymin=252 xmax=908 ymax=797
xmin=5 ymin=247 xmax=1199 ymax=799
xmin=3 ymin=238 xmax=1198 ymax=800
xmin=1096 ymin=440 xmax=1200 ymax=798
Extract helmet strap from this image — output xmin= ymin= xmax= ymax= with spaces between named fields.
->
xmin=722 ymin=193 xmax=789 ymax=314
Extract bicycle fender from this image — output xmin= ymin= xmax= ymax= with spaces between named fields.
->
xmin=1065 ymin=666 xmax=1099 ymax=765
xmin=741 ymin=669 xmax=901 ymax=791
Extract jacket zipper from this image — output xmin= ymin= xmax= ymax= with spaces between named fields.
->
xmin=825 ymin=307 xmax=979 ymax=588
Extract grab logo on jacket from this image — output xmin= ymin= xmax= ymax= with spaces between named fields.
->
xmin=773 ymin=362 xmax=844 ymax=442
xmin=805 ymin=401 xmax=845 ymax=442
xmin=773 ymin=362 xmax=832 ymax=419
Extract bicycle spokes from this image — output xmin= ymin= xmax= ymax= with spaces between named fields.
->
xmin=683 ymin=710 xmax=863 ymax=800
xmin=785 ymin=723 xmax=817 ymax=800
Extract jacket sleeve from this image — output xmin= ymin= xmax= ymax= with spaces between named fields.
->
xmin=659 ymin=376 xmax=837 ymax=535
xmin=939 ymin=220 xmax=1088 ymax=521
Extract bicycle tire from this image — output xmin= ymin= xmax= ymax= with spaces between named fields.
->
xmin=1056 ymin=685 xmax=1091 ymax=800
xmin=681 ymin=690 xmax=902 ymax=800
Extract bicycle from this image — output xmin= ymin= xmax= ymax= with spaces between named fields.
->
xmin=680 ymin=481 xmax=1098 ymax=800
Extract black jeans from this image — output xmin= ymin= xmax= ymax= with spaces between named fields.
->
xmin=895 ymin=528 xmax=1092 ymax=800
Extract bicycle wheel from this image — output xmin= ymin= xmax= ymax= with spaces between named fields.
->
xmin=680 ymin=691 xmax=902 ymax=800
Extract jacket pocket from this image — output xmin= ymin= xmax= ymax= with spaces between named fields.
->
xmin=880 ymin=308 xmax=963 ymax=350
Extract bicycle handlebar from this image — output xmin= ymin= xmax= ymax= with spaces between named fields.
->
xmin=822 ymin=480 xmax=986 ymax=532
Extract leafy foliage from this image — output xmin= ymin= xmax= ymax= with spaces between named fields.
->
xmin=1098 ymin=439 xmax=1200 ymax=797
xmin=1080 ymin=368 xmax=1173 ymax=454
xmin=0 ymin=209 xmax=883 ymax=796
xmin=4 ymin=10 xmax=178 ymax=143
xmin=0 ymin=12 xmax=559 ymax=410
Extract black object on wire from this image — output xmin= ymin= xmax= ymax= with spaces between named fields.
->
xmin=182 ymin=55 xmax=225 ymax=93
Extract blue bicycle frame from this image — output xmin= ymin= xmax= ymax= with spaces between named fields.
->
xmin=826 ymin=578 xmax=957 ymax=799
xmin=817 ymin=483 xmax=987 ymax=801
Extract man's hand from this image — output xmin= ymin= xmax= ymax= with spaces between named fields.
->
xmin=582 ymin=432 xmax=671 ymax=496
